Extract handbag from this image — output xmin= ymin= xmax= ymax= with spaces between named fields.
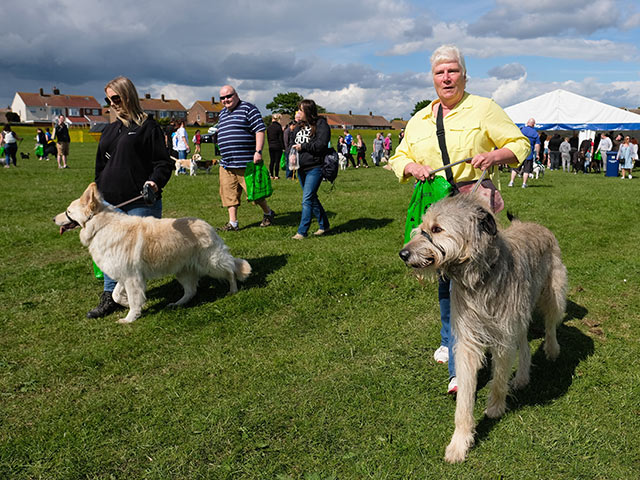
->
xmin=435 ymin=104 xmax=504 ymax=214
xmin=404 ymin=176 xmax=452 ymax=243
xmin=245 ymin=161 xmax=273 ymax=202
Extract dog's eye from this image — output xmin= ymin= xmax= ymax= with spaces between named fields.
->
xmin=431 ymin=225 xmax=442 ymax=234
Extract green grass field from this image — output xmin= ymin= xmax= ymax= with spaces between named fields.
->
xmin=1 ymin=128 xmax=639 ymax=479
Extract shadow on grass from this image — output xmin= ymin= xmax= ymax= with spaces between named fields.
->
xmin=244 ymin=210 xmax=301 ymax=229
xmin=330 ymin=217 xmax=394 ymax=234
xmin=475 ymin=319 xmax=594 ymax=446
xmin=144 ymin=254 xmax=289 ymax=311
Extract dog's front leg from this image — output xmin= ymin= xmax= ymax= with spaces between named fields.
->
xmin=445 ymin=342 xmax=482 ymax=463
xmin=117 ymin=277 xmax=146 ymax=324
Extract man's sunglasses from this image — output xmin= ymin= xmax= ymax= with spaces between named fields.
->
xmin=219 ymin=93 xmax=236 ymax=101
xmin=104 ymin=95 xmax=122 ymax=106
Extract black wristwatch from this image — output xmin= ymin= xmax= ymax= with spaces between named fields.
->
xmin=255 ymin=150 xmax=262 ymax=154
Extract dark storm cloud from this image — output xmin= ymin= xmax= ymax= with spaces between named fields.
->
xmin=488 ymin=63 xmax=526 ymax=79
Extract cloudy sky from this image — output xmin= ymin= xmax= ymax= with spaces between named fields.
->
xmin=3 ymin=0 xmax=640 ymax=120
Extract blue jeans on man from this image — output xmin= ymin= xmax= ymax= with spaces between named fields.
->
xmin=297 ymin=166 xmax=329 ymax=236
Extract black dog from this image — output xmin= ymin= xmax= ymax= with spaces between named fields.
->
xmin=20 ymin=152 xmax=30 ymax=160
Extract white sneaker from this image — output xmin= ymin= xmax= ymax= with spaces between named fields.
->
xmin=433 ymin=346 xmax=449 ymax=363
xmin=629 ymin=175 xmax=632 ymax=179
xmin=507 ymin=182 xmax=513 ymax=187
xmin=447 ymin=377 xmax=458 ymax=394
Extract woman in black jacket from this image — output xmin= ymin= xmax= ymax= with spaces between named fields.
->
xmin=290 ymin=99 xmax=330 ymax=239
xmin=87 ymin=76 xmax=173 ymax=319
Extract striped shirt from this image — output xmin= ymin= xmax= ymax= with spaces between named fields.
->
xmin=217 ymin=100 xmax=265 ymax=168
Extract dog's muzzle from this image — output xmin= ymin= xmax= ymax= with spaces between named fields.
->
xmin=399 ymin=249 xmax=411 ymax=262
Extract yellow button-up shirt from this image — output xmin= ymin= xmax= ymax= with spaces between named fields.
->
xmin=390 ymin=92 xmax=530 ymax=184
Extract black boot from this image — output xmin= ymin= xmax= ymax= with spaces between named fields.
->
xmin=86 ymin=291 xmax=121 ymax=319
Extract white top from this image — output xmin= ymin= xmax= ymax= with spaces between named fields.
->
xmin=176 ymin=126 xmax=188 ymax=151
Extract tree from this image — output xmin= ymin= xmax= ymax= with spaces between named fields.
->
xmin=267 ymin=92 xmax=304 ymax=117
xmin=267 ymin=92 xmax=327 ymax=117
xmin=5 ymin=112 xmax=20 ymax=123
xmin=411 ymin=99 xmax=431 ymax=117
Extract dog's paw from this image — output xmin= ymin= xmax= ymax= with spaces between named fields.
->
xmin=484 ymin=401 xmax=506 ymax=419
xmin=444 ymin=434 xmax=473 ymax=463
xmin=544 ymin=340 xmax=560 ymax=361
xmin=510 ymin=373 xmax=530 ymax=390
xmin=117 ymin=313 xmax=139 ymax=324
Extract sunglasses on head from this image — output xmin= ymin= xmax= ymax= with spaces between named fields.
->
xmin=104 ymin=95 xmax=122 ymax=106
xmin=219 ymin=93 xmax=236 ymax=101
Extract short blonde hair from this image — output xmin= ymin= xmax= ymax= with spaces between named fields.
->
xmin=430 ymin=45 xmax=467 ymax=78
xmin=105 ymin=76 xmax=147 ymax=127
xmin=272 ymin=113 xmax=281 ymax=122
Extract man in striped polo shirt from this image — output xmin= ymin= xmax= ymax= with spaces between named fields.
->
xmin=216 ymin=85 xmax=276 ymax=231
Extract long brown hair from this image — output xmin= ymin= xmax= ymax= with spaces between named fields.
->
xmin=298 ymin=99 xmax=319 ymax=136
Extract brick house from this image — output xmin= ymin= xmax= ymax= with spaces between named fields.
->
xmin=187 ymin=97 xmax=223 ymax=126
xmin=133 ymin=94 xmax=186 ymax=123
xmin=320 ymin=111 xmax=392 ymax=130
xmin=11 ymin=87 xmax=106 ymax=126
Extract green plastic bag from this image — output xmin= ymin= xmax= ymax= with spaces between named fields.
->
xmin=404 ymin=176 xmax=452 ymax=244
xmin=93 ymin=261 xmax=104 ymax=280
xmin=280 ymin=151 xmax=286 ymax=170
xmin=245 ymin=161 xmax=273 ymax=202
xmin=350 ymin=145 xmax=357 ymax=155
xmin=35 ymin=145 xmax=44 ymax=157
xmin=594 ymin=150 xmax=601 ymax=162
xmin=0 ymin=146 xmax=4 ymax=157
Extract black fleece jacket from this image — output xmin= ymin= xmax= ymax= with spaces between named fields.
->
xmin=294 ymin=116 xmax=330 ymax=172
xmin=95 ymin=117 xmax=173 ymax=205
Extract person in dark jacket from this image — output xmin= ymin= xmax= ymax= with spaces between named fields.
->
xmin=266 ymin=113 xmax=285 ymax=179
xmin=87 ymin=75 xmax=174 ymax=319
xmin=290 ymin=99 xmax=330 ymax=239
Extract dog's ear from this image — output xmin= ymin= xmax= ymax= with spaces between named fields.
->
xmin=478 ymin=207 xmax=497 ymax=236
xmin=85 ymin=183 xmax=101 ymax=213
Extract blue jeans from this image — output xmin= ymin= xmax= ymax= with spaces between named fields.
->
xmin=297 ymin=167 xmax=329 ymax=236
xmin=439 ymin=276 xmax=456 ymax=379
xmin=178 ymin=149 xmax=187 ymax=159
xmin=4 ymin=143 xmax=17 ymax=166
xmin=103 ymin=199 xmax=162 ymax=292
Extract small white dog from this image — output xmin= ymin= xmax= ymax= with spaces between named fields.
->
xmin=338 ymin=152 xmax=348 ymax=170
xmin=173 ymin=156 xmax=197 ymax=176
xmin=532 ymin=161 xmax=545 ymax=179
xmin=54 ymin=183 xmax=251 ymax=323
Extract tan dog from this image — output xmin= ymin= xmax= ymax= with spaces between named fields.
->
xmin=54 ymin=183 xmax=251 ymax=323
xmin=173 ymin=156 xmax=197 ymax=176
xmin=399 ymin=193 xmax=567 ymax=463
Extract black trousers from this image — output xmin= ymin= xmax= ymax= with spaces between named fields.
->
xmin=268 ymin=148 xmax=282 ymax=177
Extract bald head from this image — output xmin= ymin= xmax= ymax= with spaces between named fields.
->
xmin=526 ymin=118 xmax=536 ymax=127
xmin=219 ymin=85 xmax=239 ymax=110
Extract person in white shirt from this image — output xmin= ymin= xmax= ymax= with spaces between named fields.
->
xmin=175 ymin=120 xmax=189 ymax=159
xmin=597 ymin=133 xmax=612 ymax=171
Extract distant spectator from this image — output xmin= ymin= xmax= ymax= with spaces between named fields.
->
xmin=617 ymin=135 xmax=633 ymax=179
xmin=612 ymin=133 xmax=623 ymax=152
xmin=45 ymin=127 xmax=52 ymax=142
xmin=383 ymin=133 xmax=392 ymax=160
xmin=355 ymin=133 xmax=368 ymax=168
xmin=53 ymin=114 xmax=70 ymax=169
xmin=343 ymin=129 xmax=356 ymax=167
xmin=559 ymin=137 xmax=571 ymax=172
xmin=631 ymin=137 xmax=639 ymax=168
xmin=175 ymin=120 xmax=189 ymax=159
xmin=193 ymin=129 xmax=201 ymax=155
xmin=267 ymin=113 xmax=284 ymax=179
xmin=548 ymin=134 xmax=562 ymax=170
xmin=372 ymin=132 xmax=384 ymax=166
xmin=35 ymin=128 xmax=47 ymax=160
xmin=1 ymin=124 xmax=22 ymax=168
xmin=508 ymin=117 xmax=539 ymax=188
xmin=541 ymin=133 xmax=549 ymax=166
xmin=399 ymin=128 xmax=405 ymax=143
xmin=284 ymin=120 xmax=297 ymax=180
xmin=597 ymin=133 xmax=612 ymax=171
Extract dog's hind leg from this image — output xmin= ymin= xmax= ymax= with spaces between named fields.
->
xmin=117 ymin=277 xmax=146 ymax=324
xmin=510 ymin=331 xmax=531 ymax=390
xmin=486 ymin=345 xmax=518 ymax=418
xmin=538 ymin=256 xmax=567 ymax=361
xmin=112 ymin=282 xmax=129 ymax=307
xmin=168 ymin=270 xmax=199 ymax=307
xmin=445 ymin=342 xmax=483 ymax=463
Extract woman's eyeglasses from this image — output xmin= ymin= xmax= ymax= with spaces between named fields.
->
xmin=104 ymin=95 xmax=122 ymax=106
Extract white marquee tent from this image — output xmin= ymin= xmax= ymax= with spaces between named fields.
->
xmin=504 ymin=89 xmax=640 ymax=144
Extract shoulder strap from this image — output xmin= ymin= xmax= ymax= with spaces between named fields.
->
xmin=435 ymin=104 xmax=457 ymax=190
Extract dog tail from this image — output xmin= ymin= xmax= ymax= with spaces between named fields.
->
xmin=506 ymin=211 xmax=519 ymax=223
xmin=234 ymin=258 xmax=251 ymax=281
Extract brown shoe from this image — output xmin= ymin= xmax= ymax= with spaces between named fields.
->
xmin=260 ymin=210 xmax=275 ymax=227
xmin=219 ymin=222 xmax=239 ymax=232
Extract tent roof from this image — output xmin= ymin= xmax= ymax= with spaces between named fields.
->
xmin=504 ymin=89 xmax=640 ymax=131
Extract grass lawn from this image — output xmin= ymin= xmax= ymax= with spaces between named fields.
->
xmin=1 ymin=129 xmax=639 ymax=479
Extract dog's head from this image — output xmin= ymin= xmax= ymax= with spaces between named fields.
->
xmin=191 ymin=153 xmax=202 ymax=162
xmin=53 ymin=182 xmax=105 ymax=234
xmin=399 ymin=193 xmax=498 ymax=277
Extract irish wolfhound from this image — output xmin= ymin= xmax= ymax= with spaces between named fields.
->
xmin=399 ymin=194 xmax=567 ymax=463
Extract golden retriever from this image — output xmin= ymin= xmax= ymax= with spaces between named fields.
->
xmin=54 ymin=183 xmax=251 ymax=323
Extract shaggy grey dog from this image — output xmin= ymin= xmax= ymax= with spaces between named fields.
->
xmin=399 ymin=193 xmax=567 ymax=463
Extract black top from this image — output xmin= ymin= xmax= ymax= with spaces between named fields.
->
xmin=95 ymin=117 xmax=173 ymax=205
xmin=293 ymin=117 xmax=330 ymax=172
xmin=266 ymin=121 xmax=284 ymax=149
xmin=54 ymin=123 xmax=70 ymax=143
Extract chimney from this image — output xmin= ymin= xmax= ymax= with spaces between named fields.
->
xmin=39 ymin=88 xmax=44 ymax=96
xmin=161 ymin=94 xmax=166 ymax=102
xmin=52 ymin=86 xmax=60 ymax=95
xmin=349 ymin=110 xmax=352 ymax=115
xmin=211 ymin=96 xmax=215 ymax=104
xmin=369 ymin=111 xmax=372 ymax=116
xmin=145 ymin=93 xmax=151 ymax=99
